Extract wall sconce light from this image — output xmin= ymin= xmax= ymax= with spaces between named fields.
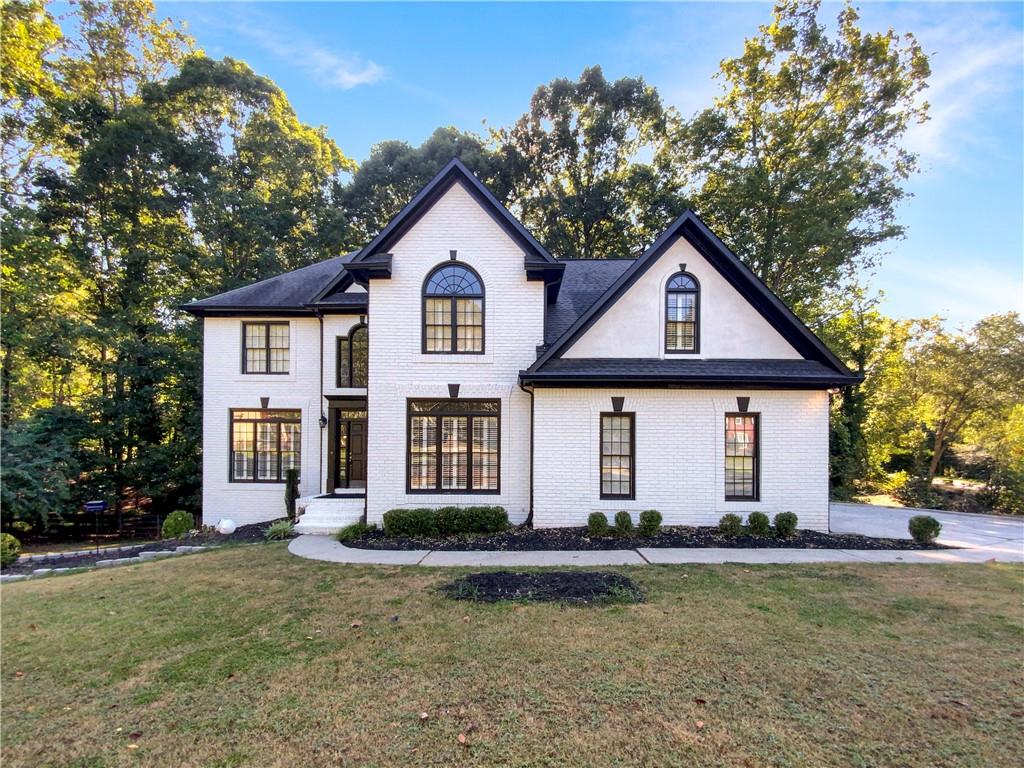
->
xmin=318 ymin=413 xmax=328 ymax=429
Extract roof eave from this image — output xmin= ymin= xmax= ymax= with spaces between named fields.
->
xmin=519 ymin=371 xmax=862 ymax=389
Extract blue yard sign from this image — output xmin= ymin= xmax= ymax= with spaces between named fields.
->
xmin=84 ymin=500 xmax=108 ymax=513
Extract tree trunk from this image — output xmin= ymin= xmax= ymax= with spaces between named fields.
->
xmin=926 ymin=428 xmax=946 ymax=483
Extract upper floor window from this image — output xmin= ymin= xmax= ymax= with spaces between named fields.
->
xmin=243 ymin=322 xmax=289 ymax=374
xmin=337 ymin=323 xmax=368 ymax=387
xmin=423 ymin=264 xmax=484 ymax=354
xmin=665 ymin=273 xmax=699 ymax=353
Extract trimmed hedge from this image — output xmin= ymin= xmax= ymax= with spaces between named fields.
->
xmin=587 ymin=512 xmax=609 ymax=536
xmin=773 ymin=511 xmax=798 ymax=538
xmin=638 ymin=509 xmax=662 ymax=536
xmin=747 ymin=511 xmax=771 ymax=537
xmin=719 ymin=513 xmax=743 ymax=537
xmin=614 ymin=510 xmax=634 ymax=536
xmin=1 ymin=533 xmax=21 ymax=567
xmin=908 ymin=515 xmax=941 ymax=544
xmin=382 ymin=506 xmax=508 ymax=537
xmin=161 ymin=510 xmax=195 ymax=539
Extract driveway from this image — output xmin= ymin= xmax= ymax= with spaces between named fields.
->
xmin=830 ymin=502 xmax=1024 ymax=563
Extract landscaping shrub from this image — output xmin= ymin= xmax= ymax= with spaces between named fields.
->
xmin=264 ymin=520 xmax=294 ymax=541
xmin=774 ymin=512 xmax=798 ymax=538
xmin=718 ymin=513 xmax=743 ymax=537
xmin=161 ymin=510 xmax=195 ymax=539
xmin=284 ymin=468 xmax=300 ymax=521
xmin=747 ymin=511 xmax=771 ymax=536
xmin=908 ymin=515 xmax=942 ymax=544
xmin=336 ymin=521 xmax=376 ymax=542
xmin=587 ymin=512 xmax=609 ymax=536
xmin=638 ymin=509 xmax=662 ymax=536
xmin=383 ymin=508 xmax=438 ymax=537
xmin=614 ymin=510 xmax=634 ymax=536
xmin=1 ymin=533 xmax=22 ymax=567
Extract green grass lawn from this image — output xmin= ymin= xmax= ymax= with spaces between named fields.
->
xmin=2 ymin=545 xmax=1022 ymax=768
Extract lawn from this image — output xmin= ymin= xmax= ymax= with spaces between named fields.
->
xmin=2 ymin=546 xmax=1022 ymax=768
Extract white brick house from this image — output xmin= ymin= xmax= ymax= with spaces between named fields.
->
xmin=184 ymin=159 xmax=858 ymax=533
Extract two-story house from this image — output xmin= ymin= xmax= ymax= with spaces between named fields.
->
xmin=183 ymin=159 xmax=859 ymax=534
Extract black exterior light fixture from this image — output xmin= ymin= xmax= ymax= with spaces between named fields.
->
xmin=318 ymin=413 xmax=328 ymax=429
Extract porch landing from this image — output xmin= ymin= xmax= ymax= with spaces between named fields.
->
xmin=294 ymin=494 xmax=364 ymax=535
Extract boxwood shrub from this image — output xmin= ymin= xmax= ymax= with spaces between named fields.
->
xmin=587 ymin=511 xmax=609 ymax=536
xmin=161 ymin=510 xmax=195 ymax=539
xmin=747 ymin=511 xmax=771 ymax=537
xmin=774 ymin=511 xmax=798 ymax=538
xmin=1 ymin=533 xmax=21 ymax=567
xmin=383 ymin=506 xmax=508 ymax=537
xmin=614 ymin=510 xmax=634 ymax=536
xmin=383 ymin=508 xmax=438 ymax=537
xmin=638 ymin=509 xmax=662 ymax=536
xmin=718 ymin=513 xmax=743 ymax=537
xmin=908 ymin=515 xmax=941 ymax=544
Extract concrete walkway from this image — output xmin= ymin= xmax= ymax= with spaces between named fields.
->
xmin=288 ymin=502 xmax=1024 ymax=567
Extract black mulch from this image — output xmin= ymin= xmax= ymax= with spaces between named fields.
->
xmin=442 ymin=570 xmax=644 ymax=605
xmin=347 ymin=525 xmax=950 ymax=552
xmin=2 ymin=519 xmax=295 ymax=574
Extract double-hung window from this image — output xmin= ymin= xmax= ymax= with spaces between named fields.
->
xmin=230 ymin=409 xmax=301 ymax=482
xmin=725 ymin=413 xmax=759 ymax=500
xmin=665 ymin=273 xmax=699 ymax=353
xmin=600 ymin=413 xmax=635 ymax=499
xmin=243 ymin=322 xmax=289 ymax=374
xmin=407 ymin=399 xmax=499 ymax=493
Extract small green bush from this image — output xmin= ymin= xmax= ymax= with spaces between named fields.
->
xmin=614 ymin=510 xmax=634 ymax=536
xmin=638 ymin=509 xmax=662 ymax=536
xmin=587 ymin=512 xmax=609 ymax=536
xmin=747 ymin=511 xmax=771 ymax=536
xmin=264 ymin=520 xmax=294 ymax=541
xmin=908 ymin=515 xmax=942 ymax=544
xmin=462 ymin=506 xmax=510 ymax=534
xmin=161 ymin=510 xmax=195 ymax=539
xmin=336 ymin=521 xmax=377 ymax=542
xmin=383 ymin=508 xmax=438 ymax=537
xmin=1 ymin=533 xmax=22 ymax=567
xmin=774 ymin=512 xmax=798 ymax=538
xmin=718 ymin=513 xmax=743 ymax=537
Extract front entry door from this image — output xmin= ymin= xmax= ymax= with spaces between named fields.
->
xmin=333 ymin=404 xmax=367 ymax=491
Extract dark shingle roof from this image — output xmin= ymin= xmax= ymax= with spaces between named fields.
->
xmin=520 ymin=358 xmax=860 ymax=387
xmin=182 ymin=253 xmax=363 ymax=314
xmin=544 ymin=259 xmax=633 ymax=344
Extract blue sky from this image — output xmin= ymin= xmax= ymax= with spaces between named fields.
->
xmin=153 ymin=1 xmax=1022 ymax=328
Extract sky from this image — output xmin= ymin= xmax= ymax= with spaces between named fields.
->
xmin=151 ymin=0 xmax=1023 ymax=329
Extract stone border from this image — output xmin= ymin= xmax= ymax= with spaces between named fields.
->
xmin=0 ymin=545 xmax=209 ymax=583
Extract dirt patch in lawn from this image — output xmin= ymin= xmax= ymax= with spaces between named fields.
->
xmin=347 ymin=525 xmax=950 ymax=552
xmin=442 ymin=570 xmax=644 ymax=605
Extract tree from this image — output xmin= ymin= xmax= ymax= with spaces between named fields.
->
xmin=343 ymin=126 xmax=504 ymax=243
xmin=909 ymin=313 xmax=1024 ymax=482
xmin=671 ymin=0 xmax=930 ymax=315
xmin=496 ymin=66 xmax=685 ymax=259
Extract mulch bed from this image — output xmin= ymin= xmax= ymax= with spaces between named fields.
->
xmin=442 ymin=570 xmax=644 ymax=605
xmin=2 ymin=519 xmax=295 ymax=575
xmin=347 ymin=525 xmax=950 ymax=552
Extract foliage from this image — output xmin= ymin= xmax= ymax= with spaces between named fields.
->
xmin=719 ymin=513 xmax=744 ymax=537
xmin=613 ymin=510 xmax=634 ymax=536
xmin=773 ymin=512 xmax=798 ymax=538
xmin=335 ymin=521 xmax=377 ymax=542
xmin=908 ymin=515 xmax=941 ymax=544
xmin=671 ymin=0 xmax=929 ymax=314
xmin=161 ymin=510 xmax=194 ymax=539
xmin=0 ymin=533 xmax=22 ymax=567
xmin=434 ymin=505 xmax=510 ymax=535
xmin=891 ymin=476 xmax=942 ymax=510
xmin=382 ymin=508 xmax=438 ymax=537
xmin=284 ymin=469 xmax=299 ymax=522
xmin=496 ymin=65 xmax=685 ymax=259
xmin=638 ymin=509 xmax=662 ymax=536
xmin=587 ymin=512 xmax=609 ymax=537
xmin=747 ymin=511 xmax=771 ymax=537
xmin=263 ymin=520 xmax=294 ymax=541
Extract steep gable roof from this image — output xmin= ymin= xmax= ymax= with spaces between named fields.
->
xmin=530 ymin=211 xmax=854 ymax=378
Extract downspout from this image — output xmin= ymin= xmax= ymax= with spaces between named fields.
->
xmin=519 ymin=380 xmax=534 ymax=528
xmin=316 ymin=309 xmax=324 ymax=496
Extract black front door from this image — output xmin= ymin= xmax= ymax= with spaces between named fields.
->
xmin=333 ymin=405 xmax=367 ymax=490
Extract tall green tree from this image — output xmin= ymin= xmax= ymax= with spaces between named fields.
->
xmin=672 ymin=0 xmax=930 ymax=315
xmin=496 ymin=66 xmax=685 ymax=259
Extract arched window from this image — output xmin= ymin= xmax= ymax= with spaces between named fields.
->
xmin=665 ymin=272 xmax=700 ymax=353
xmin=337 ymin=323 xmax=368 ymax=387
xmin=423 ymin=264 xmax=484 ymax=353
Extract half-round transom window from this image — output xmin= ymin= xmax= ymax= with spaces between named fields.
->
xmin=665 ymin=272 xmax=699 ymax=352
xmin=423 ymin=264 xmax=484 ymax=353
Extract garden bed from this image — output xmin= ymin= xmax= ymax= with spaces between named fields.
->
xmin=442 ymin=570 xmax=644 ymax=604
xmin=1 ymin=519 xmax=294 ymax=574
xmin=345 ymin=525 xmax=950 ymax=552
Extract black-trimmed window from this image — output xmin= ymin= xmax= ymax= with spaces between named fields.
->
xmin=230 ymin=409 xmax=301 ymax=482
xmin=243 ymin=322 xmax=289 ymax=374
xmin=336 ymin=323 xmax=368 ymax=387
xmin=600 ymin=413 xmax=635 ymax=499
xmin=665 ymin=272 xmax=699 ymax=353
xmin=423 ymin=264 xmax=484 ymax=353
xmin=725 ymin=413 xmax=759 ymax=500
xmin=407 ymin=399 xmax=499 ymax=493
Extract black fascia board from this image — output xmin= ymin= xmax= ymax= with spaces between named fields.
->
xmin=519 ymin=371 xmax=862 ymax=389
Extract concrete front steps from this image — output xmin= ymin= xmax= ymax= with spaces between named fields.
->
xmin=294 ymin=494 xmax=365 ymax=535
